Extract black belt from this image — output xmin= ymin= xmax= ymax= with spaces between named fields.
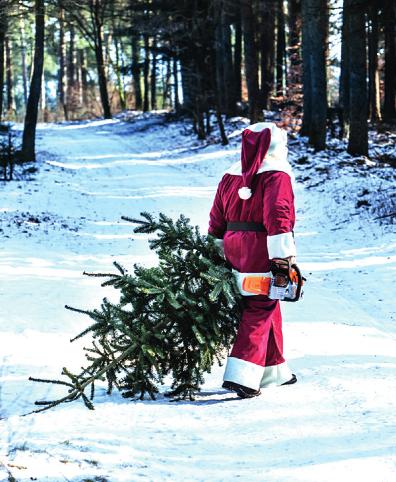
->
xmin=226 ymin=222 xmax=266 ymax=232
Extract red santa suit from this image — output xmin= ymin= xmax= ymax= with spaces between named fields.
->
xmin=208 ymin=122 xmax=296 ymax=391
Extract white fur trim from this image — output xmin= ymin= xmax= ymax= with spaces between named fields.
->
xmin=238 ymin=187 xmax=252 ymax=199
xmin=223 ymin=356 xmax=264 ymax=390
xmin=233 ymin=269 xmax=272 ymax=296
xmin=260 ymin=362 xmax=293 ymax=388
xmin=245 ymin=122 xmax=276 ymax=133
xmin=225 ymin=157 xmax=294 ymax=180
xmin=267 ymin=232 xmax=296 ymax=259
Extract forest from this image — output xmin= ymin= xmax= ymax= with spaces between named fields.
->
xmin=0 ymin=0 xmax=395 ymax=164
xmin=1 ymin=2 xmax=396 ymax=481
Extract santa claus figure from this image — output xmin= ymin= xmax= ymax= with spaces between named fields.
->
xmin=208 ymin=121 xmax=297 ymax=399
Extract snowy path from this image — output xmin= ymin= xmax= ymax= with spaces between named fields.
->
xmin=0 ymin=115 xmax=395 ymax=481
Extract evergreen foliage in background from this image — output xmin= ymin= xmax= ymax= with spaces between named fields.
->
xmin=29 ymin=212 xmax=241 ymax=413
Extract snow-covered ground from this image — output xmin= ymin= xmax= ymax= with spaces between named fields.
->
xmin=0 ymin=113 xmax=395 ymax=481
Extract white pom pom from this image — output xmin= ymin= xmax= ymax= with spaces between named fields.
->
xmin=238 ymin=186 xmax=252 ymax=200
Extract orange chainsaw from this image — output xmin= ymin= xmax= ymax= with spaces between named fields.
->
xmin=241 ymin=259 xmax=305 ymax=302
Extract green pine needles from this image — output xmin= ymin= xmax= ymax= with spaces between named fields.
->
xmin=29 ymin=212 xmax=242 ymax=413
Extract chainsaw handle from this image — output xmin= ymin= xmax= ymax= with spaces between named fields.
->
xmin=284 ymin=263 xmax=304 ymax=302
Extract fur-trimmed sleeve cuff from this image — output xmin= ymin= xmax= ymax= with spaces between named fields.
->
xmin=267 ymin=232 xmax=296 ymax=259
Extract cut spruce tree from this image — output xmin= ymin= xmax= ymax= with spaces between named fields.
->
xmin=29 ymin=213 xmax=242 ymax=413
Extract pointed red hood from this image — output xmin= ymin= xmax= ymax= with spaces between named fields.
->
xmin=239 ymin=127 xmax=271 ymax=199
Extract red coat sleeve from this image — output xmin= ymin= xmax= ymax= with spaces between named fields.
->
xmin=208 ymin=181 xmax=227 ymax=239
xmin=262 ymin=171 xmax=296 ymax=259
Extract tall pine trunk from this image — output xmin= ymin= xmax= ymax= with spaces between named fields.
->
xmin=5 ymin=36 xmax=14 ymax=114
xmin=300 ymin=0 xmax=312 ymax=135
xmin=173 ymin=57 xmax=180 ymax=112
xmin=58 ymin=6 xmax=68 ymax=120
xmin=19 ymin=12 xmax=28 ymax=106
xmin=276 ymin=0 xmax=286 ymax=96
xmin=22 ymin=0 xmax=45 ymax=161
xmin=151 ymin=36 xmax=157 ymax=110
xmin=383 ymin=0 xmax=396 ymax=120
xmin=339 ymin=3 xmax=350 ymax=138
xmin=0 ymin=29 xmax=4 ymax=122
xmin=259 ymin=0 xmax=276 ymax=110
xmin=113 ymin=20 xmax=126 ymax=110
xmin=131 ymin=35 xmax=142 ymax=110
xmin=80 ymin=49 xmax=89 ymax=106
xmin=347 ymin=0 xmax=368 ymax=156
xmin=241 ymin=0 xmax=260 ymax=122
xmin=368 ymin=5 xmax=381 ymax=122
xmin=143 ymin=34 xmax=150 ymax=112
xmin=93 ymin=15 xmax=112 ymax=119
xmin=301 ymin=0 xmax=327 ymax=150
xmin=233 ymin=3 xmax=242 ymax=103
xmin=221 ymin=2 xmax=236 ymax=114
xmin=287 ymin=0 xmax=302 ymax=97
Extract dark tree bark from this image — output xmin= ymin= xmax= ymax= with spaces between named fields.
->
xmin=22 ymin=0 xmax=45 ymax=161
xmin=162 ymin=59 xmax=171 ymax=108
xmin=143 ymin=34 xmax=150 ymax=112
xmin=301 ymin=0 xmax=327 ymax=150
xmin=276 ymin=0 xmax=286 ymax=96
xmin=80 ymin=49 xmax=89 ymax=106
xmin=173 ymin=57 xmax=180 ymax=112
xmin=241 ymin=0 xmax=260 ymax=122
xmin=151 ymin=36 xmax=157 ymax=110
xmin=233 ymin=2 xmax=242 ymax=103
xmin=347 ymin=0 xmax=368 ymax=156
xmin=383 ymin=0 xmax=396 ymax=120
xmin=215 ymin=0 xmax=226 ymax=113
xmin=339 ymin=3 xmax=350 ymax=138
xmin=180 ymin=55 xmax=194 ymax=112
xmin=259 ymin=0 xmax=276 ymax=110
xmin=217 ymin=0 xmax=236 ymax=114
xmin=300 ymin=0 xmax=312 ymax=135
xmin=58 ymin=6 xmax=68 ymax=120
xmin=93 ymin=7 xmax=111 ymax=119
xmin=113 ymin=18 xmax=126 ymax=110
xmin=5 ymin=36 xmax=14 ymax=113
xmin=67 ymin=22 xmax=75 ymax=91
xmin=368 ymin=4 xmax=381 ymax=122
xmin=19 ymin=12 xmax=28 ymax=106
xmin=287 ymin=0 xmax=302 ymax=94
xmin=224 ymin=3 xmax=236 ymax=114
xmin=0 ymin=29 xmax=4 ymax=122
xmin=131 ymin=34 xmax=142 ymax=110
